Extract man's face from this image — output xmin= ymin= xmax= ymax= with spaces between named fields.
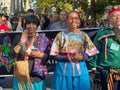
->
xmin=108 ymin=12 xmax=120 ymax=27
xmin=52 ymin=14 xmax=59 ymax=22
xmin=60 ymin=11 xmax=67 ymax=22
xmin=1 ymin=16 xmax=6 ymax=25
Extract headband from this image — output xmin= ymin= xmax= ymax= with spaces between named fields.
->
xmin=108 ymin=8 xmax=120 ymax=16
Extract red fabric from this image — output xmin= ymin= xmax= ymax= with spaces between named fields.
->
xmin=108 ymin=8 xmax=120 ymax=16
xmin=0 ymin=25 xmax=10 ymax=32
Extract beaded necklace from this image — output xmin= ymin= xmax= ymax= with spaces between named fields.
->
xmin=24 ymin=34 xmax=37 ymax=60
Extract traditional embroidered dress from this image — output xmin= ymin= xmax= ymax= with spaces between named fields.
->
xmin=50 ymin=31 xmax=99 ymax=90
xmin=9 ymin=33 xmax=51 ymax=90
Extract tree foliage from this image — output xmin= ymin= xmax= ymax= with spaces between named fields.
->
xmin=33 ymin=0 xmax=120 ymax=20
xmin=35 ymin=0 xmax=88 ymax=14
xmin=90 ymin=0 xmax=120 ymax=21
xmin=63 ymin=3 xmax=73 ymax=13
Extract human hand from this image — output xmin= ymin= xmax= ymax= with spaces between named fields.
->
xmin=30 ymin=50 xmax=44 ymax=58
xmin=72 ymin=53 xmax=83 ymax=61
xmin=30 ymin=50 xmax=48 ymax=59
xmin=20 ymin=30 xmax=28 ymax=44
xmin=68 ymin=55 xmax=78 ymax=63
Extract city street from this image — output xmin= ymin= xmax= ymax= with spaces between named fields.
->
xmin=1 ymin=72 xmax=101 ymax=90
xmin=1 ymin=74 xmax=53 ymax=90
xmin=0 ymin=62 xmax=101 ymax=90
xmin=0 ymin=0 xmax=120 ymax=90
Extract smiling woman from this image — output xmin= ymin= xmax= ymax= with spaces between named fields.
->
xmin=8 ymin=15 xmax=52 ymax=90
xmin=50 ymin=10 xmax=99 ymax=90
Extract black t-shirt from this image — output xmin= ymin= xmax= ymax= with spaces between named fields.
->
xmin=10 ymin=17 xmax=18 ymax=31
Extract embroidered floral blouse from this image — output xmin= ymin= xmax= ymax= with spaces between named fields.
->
xmin=50 ymin=31 xmax=99 ymax=76
xmin=9 ymin=33 xmax=51 ymax=82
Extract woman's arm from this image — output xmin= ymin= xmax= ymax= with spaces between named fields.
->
xmin=49 ymin=55 xmax=70 ymax=62
xmin=8 ymin=34 xmax=21 ymax=59
xmin=14 ymin=30 xmax=28 ymax=54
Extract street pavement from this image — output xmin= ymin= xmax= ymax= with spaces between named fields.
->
xmin=1 ymin=74 xmax=53 ymax=90
xmin=1 ymin=73 xmax=101 ymax=90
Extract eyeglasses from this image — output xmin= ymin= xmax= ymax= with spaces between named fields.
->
xmin=68 ymin=17 xmax=79 ymax=20
xmin=110 ymin=14 xmax=120 ymax=17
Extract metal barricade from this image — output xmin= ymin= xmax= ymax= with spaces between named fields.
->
xmin=0 ymin=28 xmax=100 ymax=89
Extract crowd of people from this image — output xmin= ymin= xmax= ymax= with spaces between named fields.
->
xmin=0 ymin=8 xmax=101 ymax=33
xmin=0 ymin=4 xmax=120 ymax=90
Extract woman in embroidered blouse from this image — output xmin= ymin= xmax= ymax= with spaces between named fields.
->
xmin=9 ymin=15 xmax=51 ymax=90
xmin=50 ymin=10 xmax=99 ymax=90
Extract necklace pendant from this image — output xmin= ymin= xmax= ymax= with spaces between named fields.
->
xmin=26 ymin=42 xmax=31 ymax=44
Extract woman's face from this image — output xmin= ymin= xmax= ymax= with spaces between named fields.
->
xmin=67 ymin=12 xmax=80 ymax=29
xmin=26 ymin=23 xmax=37 ymax=35
xmin=108 ymin=12 xmax=120 ymax=27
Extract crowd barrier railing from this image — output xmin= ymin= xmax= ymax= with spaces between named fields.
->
xmin=0 ymin=27 xmax=100 ymax=75
xmin=0 ymin=27 xmax=101 ymax=89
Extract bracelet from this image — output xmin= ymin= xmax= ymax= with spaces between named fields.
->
xmin=17 ymin=42 xmax=23 ymax=46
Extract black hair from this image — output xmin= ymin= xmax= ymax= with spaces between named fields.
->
xmin=59 ymin=10 xmax=67 ymax=14
xmin=14 ymin=13 xmax=18 ymax=16
xmin=21 ymin=15 xmax=40 ymax=29
xmin=0 ymin=14 xmax=6 ymax=20
xmin=0 ymin=14 xmax=3 ymax=18
xmin=5 ymin=15 xmax=9 ymax=20
xmin=67 ymin=10 xmax=80 ymax=19
xmin=26 ymin=9 xmax=34 ymax=14
xmin=0 ymin=14 xmax=4 ymax=18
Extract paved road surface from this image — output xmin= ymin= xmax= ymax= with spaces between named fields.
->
xmin=1 ymin=74 xmax=53 ymax=90
xmin=1 ymin=73 xmax=101 ymax=90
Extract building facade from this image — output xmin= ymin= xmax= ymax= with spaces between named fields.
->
xmin=0 ymin=0 xmax=31 ymax=15
xmin=0 ymin=0 xmax=11 ymax=15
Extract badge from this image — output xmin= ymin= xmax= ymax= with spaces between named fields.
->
xmin=110 ymin=43 xmax=119 ymax=51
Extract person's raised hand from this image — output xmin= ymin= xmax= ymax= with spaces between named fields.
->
xmin=20 ymin=30 xmax=28 ymax=44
